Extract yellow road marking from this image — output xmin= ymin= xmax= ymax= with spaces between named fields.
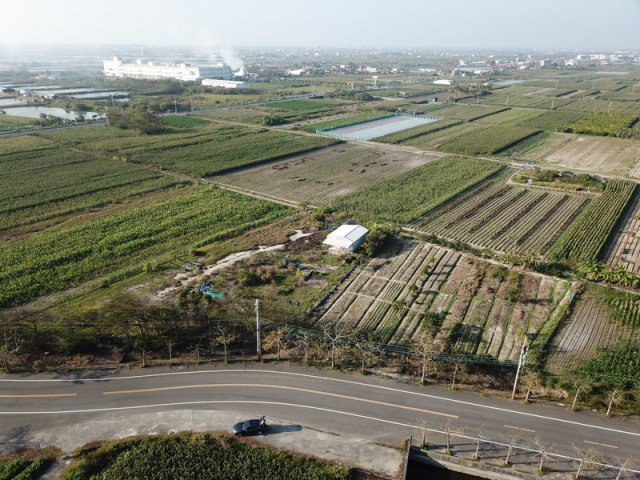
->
xmin=0 ymin=393 xmax=77 ymax=398
xmin=584 ymin=440 xmax=618 ymax=449
xmin=504 ymin=424 xmax=536 ymax=433
xmin=104 ymin=383 xmax=457 ymax=419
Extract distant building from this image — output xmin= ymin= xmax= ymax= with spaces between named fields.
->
xmin=103 ymin=57 xmax=232 ymax=81
xmin=202 ymin=79 xmax=250 ymax=89
xmin=433 ymin=79 xmax=453 ymax=85
xmin=322 ymin=225 xmax=369 ymax=253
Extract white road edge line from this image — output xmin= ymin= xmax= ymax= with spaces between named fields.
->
xmin=2 ymin=369 xmax=639 ymax=438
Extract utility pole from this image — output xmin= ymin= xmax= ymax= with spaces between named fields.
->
xmin=174 ymin=99 xmax=177 ymax=115
xmin=511 ymin=336 xmax=529 ymax=400
xmin=255 ymin=299 xmax=262 ymax=361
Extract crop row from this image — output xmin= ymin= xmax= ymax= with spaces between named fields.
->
xmin=566 ymin=112 xmax=639 ymax=136
xmin=558 ymin=98 xmax=640 ymax=115
xmin=550 ymin=179 xmax=637 ymax=263
xmin=415 ymin=181 xmax=493 ymax=224
xmin=374 ymin=118 xmax=461 ymax=144
xmin=0 ymin=188 xmax=290 ymax=307
xmin=299 ymin=111 xmax=388 ymax=133
xmin=490 ymin=192 xmax=549 ymax=239
xmin=467 ymin=189 xmax=528 ymax=234
xmin=515 ymin=110 xmax=587 ymax=131
xmin=330 ymin=156 xmax=505 ymax=224
xmin=515 ymin=195 xmax=569 ymax=246
xmin=436 ymin=125 xmax=541 ymax=156
xmin=444 ymin=186 xmax=510 ymax=228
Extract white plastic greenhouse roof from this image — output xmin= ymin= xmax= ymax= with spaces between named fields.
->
xmin=322 ymin=225 xmax=369 ymax=251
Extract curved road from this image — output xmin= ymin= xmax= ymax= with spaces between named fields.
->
xmin=1 ymin=364 xmax=639 ymax=467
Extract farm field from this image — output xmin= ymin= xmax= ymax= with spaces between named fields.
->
xmin=547 ymin=289 xmax=640 ymax=372
xmin=41 ymin=123 xmax=340 ymax=177
xmin=211 ymin=143 xmax=442 ymax=206
xmin=549 ymin=178 xmax=637 ymax=263
xmin=602 ymin=193 xmax=640 ymax=273
xmin=435 ymin=124 xmax=541 ymax=156
xmin=409 ymin=169 xmax=592 ymax=256
xmin=473 ymin=107 xmax=544 ymax=125
xmin=330 ymin=156 xmax=505 ymax=224
xmin=496 ymin=132 xmax=575 ymax=162
xmin=0 ymin=135 xmax=182 ymax=233
xmin=299 ymin=111 xmax=390 ymax=133
xmin=382 ymin=122 xmax=486 ymax=151
xmin=319 ymin=115 xmax=442 ymax=141
xmin=307 ymin=238 xmax=572 ymax=364
xmin=542 ymin=135 xmax=640 ymax=176
xmin=0 ymin=188 xmax=289 ymax=307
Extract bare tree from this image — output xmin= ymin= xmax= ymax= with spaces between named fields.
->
xmin=533 ymin=436 xmax=553 ymax=474
xmin=570 ymin=377 xmax=588 ymax=411
xmin=0 ymin=330 xmax=24 ymax=371
xmin=573 ymin=445 xmax=606 ymax=479
xmin=352 ymin=330 xmax=383 ymax=374
xmin=501 ymin=431 xmax=522 ymax=467
xmin=441 ymin=418 xmax=464 ymax=454
xmin=262 ymin=327 xmax=288 ymax=361
xmin=607 ymin=388 xmax=621 ymax=417
xmin=522 ymin=369 xmax=541 ymax=403
xmin=416 ymin=418 xmax=432 ymax=449
xmin=321 ymin=320 xmax=348 ymax=369
xmin=295 ymin=331 xmax=312 ymax=363
xmin=213 ymin=322 xmax=236 ymax=363
xmin=472 ymin=427 xmax=489 ymax=461
xmin=412 ymin=333 xmax=442 ymax=384
xmin=615 ymin=458 xmax=635 ymax=480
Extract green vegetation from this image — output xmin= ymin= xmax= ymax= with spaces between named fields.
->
xmin=512 ymin=169 xmax=605 ymax=193
xmin=262 ymin=99 xmax=337 ymax=111
xmin=164 ymin=116 xmax=212 ymax=128
xmin=437 ymin=125 xmax=541 ymax=156
xmin=299 ymin=112 xmax=389 ymax=133
xmin=516 ymin=110 xmax=586 ymax=131
xmin=374 ymin=118 xmax=461 ymax=144
xmin=62 ymin=432 xmax=351 ymax=480
xmin=47 ymin=123 xmax=339 ymax=177
xmin=550 ymin=179 xmax=637 ymax=263
xmin=330 ymin=156 xmax=505 ymax=223
xmin=439 ymin=105 xmax=509 ymax=122
xmin=577 ymin=343 xmax=640 ymax=385
xmin=566 ymin=112 xmax=639 ymax=136
xmin=603 ymin=291 xmax=640 ymax=327
xmin=0 ymin=457 xmax=55 ymax=480
xmin=0 ymin=188 xmax=289 ymax=307
xmin=0 ymin=140 xmax=182 ymax=231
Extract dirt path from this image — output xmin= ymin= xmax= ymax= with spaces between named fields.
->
xmin=156 ymin=230 xmax=313 ymax=299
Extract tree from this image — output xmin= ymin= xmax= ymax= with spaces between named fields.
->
xmin=0 ymin=330 xmax=24 ymax=371
xmin=412 ymin=332 xmax=442 ymax=384
xmin=501 ymin=431 xmax=522 ymax=467
xmin=522 ymin=369 xmax=541 ymax=403
xmin=606 ymin=388 xmax=621 ymax=417
xmin=321 ymin=321 xmax=348 ymax=368
xmin=263 ymin=327 xmax=288 ymax=361
xmin=352 ymin=330 xmax=383 ymax=373
xmin=212 ymin=322 xmax=236 ymax=363
xmin=570 ymin=377 xmax=588 ymax=410
xmin=533 ymin=436 xmax=553 ymax=474
xmin=440 ymin=419 xmax=464 ymax=454
xmin=572 ymin=445 xmax=606 ymax=479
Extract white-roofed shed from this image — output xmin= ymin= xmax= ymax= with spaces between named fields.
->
xmin=322 ymin=225 xmax=369 ymax=252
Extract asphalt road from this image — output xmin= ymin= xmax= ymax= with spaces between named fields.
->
xmin=1 ymin=363 xmax=639 ymax=466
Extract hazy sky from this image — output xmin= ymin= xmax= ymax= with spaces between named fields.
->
xmin=1 ymin=0 xmax=639 ymax=50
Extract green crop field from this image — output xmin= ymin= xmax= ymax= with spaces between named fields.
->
xmin=0 ymin=188 xmax=289 ymax=307
xmin=550 ymin=178 xmax=637 ymax=263
xmin=262 ymin=99 xmax=338 ymax=110
xmin=515 ymin=110 xmax=586 ymax=131
xmin=436 ymin=125 xmax=541 ymax=156
xmin=62 ymin=432 xmax=351 ymax=480
xmin=44 ymin=123 xmax=340 ymax=177
xmin=436 ymin=104 xmax=508 ymax=122
xmin=330 ymin=156 xmax=505 ymax=223
xmin=558 ymin=98 xmax=640 ymax=115
xmin=473 ymin=107 xmax=544 ymax=125
xmin=299 ymin=111 xmax=389 ymax=133
xmin=566 ymin=112 xmax=639 ymax=136
xmin=0 ymin=135 xmax=184 ymax=232
xmin=374 ymin=118 xmax=462 ymax=144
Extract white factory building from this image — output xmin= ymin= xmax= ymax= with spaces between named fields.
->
xmin=202 ymin=79 xmax=250 ymax=89
xmin=103 ymin=57 xmax=232 ymax=81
